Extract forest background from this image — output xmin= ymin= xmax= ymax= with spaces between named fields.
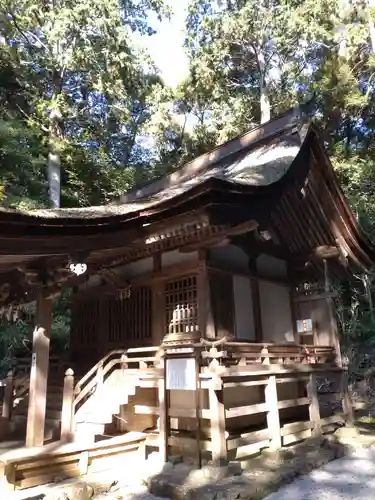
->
xmin=0 ymin=0 xmax=374 ymax=391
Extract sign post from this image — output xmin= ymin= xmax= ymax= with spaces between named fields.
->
xmin=164 ymin=347 xmax=202 ymax=468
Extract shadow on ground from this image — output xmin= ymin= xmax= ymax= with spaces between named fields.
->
xmin=10 ymin=419 xmax=375 ymax=500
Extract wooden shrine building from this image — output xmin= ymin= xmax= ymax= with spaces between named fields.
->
xmin=0 ymin=106 xmax=374 ymax=489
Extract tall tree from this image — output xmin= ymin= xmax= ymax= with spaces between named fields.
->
xmin=184 ymin=0 xmax=338 ymax=128
xmin=0 ymin=0 xmax=169 ymax=207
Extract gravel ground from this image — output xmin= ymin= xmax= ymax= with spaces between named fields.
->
xmin=265 ymin=445 xmax=375 ymax=500
xmin=1 ymin=455 xmax=169 ymax=500
xmin=2 ymin=475 xmax=167 ymax=500
xmin=5 ymin=443 xmax=375 ymax=500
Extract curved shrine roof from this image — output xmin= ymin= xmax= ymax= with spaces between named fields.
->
xmin=0 ymin=107 xmax=307 ymax=223
xmin=0 ymin=105 xmax=373 ymax=278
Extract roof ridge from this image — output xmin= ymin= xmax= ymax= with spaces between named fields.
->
xmin=120 ymin=106 xmax=305 ymax=204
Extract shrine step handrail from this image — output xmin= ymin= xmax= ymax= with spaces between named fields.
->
xmin=73 ymin=346 xmax=160 ymax=411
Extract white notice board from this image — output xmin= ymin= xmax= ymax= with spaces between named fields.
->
xmin=165 ymin=357 xmax=196 ymax=391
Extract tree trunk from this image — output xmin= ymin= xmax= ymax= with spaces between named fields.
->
xmin=48 ymin=71 xmax=63 ymax=208
xmin=258 ymin=48 xmax=271 ymax=124
xmin=48 ymin=139 xmax=61 ymax=208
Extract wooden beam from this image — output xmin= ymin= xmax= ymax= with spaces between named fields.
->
xmin=26 ymin=295 xmax=52 ymax=447
xmin=180 ymin=220 xmax=258 ymax=253
xmin=179 ymin=238 xmax=229 ymax=253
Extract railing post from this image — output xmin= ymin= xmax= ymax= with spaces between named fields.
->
xmin=306 ymin=372 xmax=321 ymax=436
xmin=265 ymin=374 xmax=281 ymax=449
xmin=158 ymin=375 xmax=167 ymax=462
xmin=261 ymin=346 xmax=270 ymax=365
xmin=2 ymin=371 xmax=14 ymax=420
xmin=121 ymin=354 xmax=128 ymax=370
xmin=208 ymin=376 xmax=227 ymax=465
xmin=97 ymin=361 xmax=104 ymax=388
xmin=61 ymin=368 xmax=75 ymax=442
xmin=157 ymin=355 xmax=168 ymax=463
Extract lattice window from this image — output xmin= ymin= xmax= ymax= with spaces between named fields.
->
xmin=165 ymin=276 xmax=198 ymax=336
xmin=71 ymin=297 xmax=100 ymax=347
xmin=108 ymin=286 xmax=152 ymax=345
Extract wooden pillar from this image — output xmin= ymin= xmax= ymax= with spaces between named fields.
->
xmin=2 ymin=371 xmax=13 ymax=420
xmin=306 ymin=372 xmax=321 ymax=436
xmin=208 ymin=377 xmax=227 ymax=465
xmin=327 ymin=297 xmax=342 ymax=366
xmin=152 ymin=254 xmax=165 ymax=345
xmin=249 ymin=259 xmax=263 ymax=341
xmin=265 ymin=374 xmax=281 ymax=449
xmin=341 ymin=369 xmax=354 ymax=426
xmin=324 ymin=259 xmax=342 ymax=366
xmin=26 ymin=295 xmax=52 ymax=448
xmin=197 ymin=249 xmax=215 ymax=340
xmin=61 ymin=368 xmax=75 ymax=442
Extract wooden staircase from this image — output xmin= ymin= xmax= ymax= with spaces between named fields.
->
xmin=72 ymin=347 xmax=161 ymax=443
xmin=74 ymin=370 xmax=137 ymax=441
xmin=0 ymin=348 xmax=162 ymax=490
xmin=3 ymin=347 xmax=161 ymax=445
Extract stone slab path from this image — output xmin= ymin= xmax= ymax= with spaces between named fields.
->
xmin=265 ymin=445 xmax=375 ymax=500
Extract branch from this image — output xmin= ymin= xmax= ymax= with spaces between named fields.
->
xmin=16 ymin=104 xmax=49 ymax=133
xmin=8 ymin=6 xmax=49 ymax=52
xmin=24 ymin=30 xmax=49 ymax=52
xmin=264 ymin=49 xmax=277 ymax=70
xmin=9 ymin=13 xmax=30 ymax=45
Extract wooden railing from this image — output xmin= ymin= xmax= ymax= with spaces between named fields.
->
xmin=72 ymin=346 xmax=160 ymax=411
xmin=60 ymin=340 xmax=338 ymax=444
xmin=197 ymin=364 xmax=350 ymax=464
xmin=148 ymin=341 xmax=345 ymax=464
xmin=163 ymin=340 xmax=337 ymax=369
xmin=57 ymin=346 xmax=162 ymax=441
xmin=204 ymin=342 xmax=337 ymax=366
xmin=1 ymin=356 xmax=70 ymax=421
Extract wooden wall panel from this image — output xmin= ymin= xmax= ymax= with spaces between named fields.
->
xmin=107 ymin=286 xmax=152 ymax=348
xmin=209 ymin=271 xmax=235 ymax=338
xmin=71 ymin=285 xmax=152 ymax=363
xmin=71 ymin=296 xmax=100 ymax=363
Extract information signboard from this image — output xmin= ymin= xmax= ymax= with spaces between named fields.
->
xmin=165 ymin=357 xmax=196 ymax=391
xmin=296 ymin=318 xmax=312 ymax=333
